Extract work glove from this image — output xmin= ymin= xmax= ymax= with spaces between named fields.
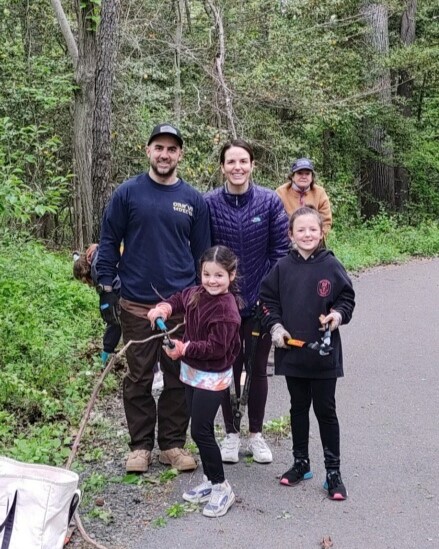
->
xmin=99 ymin=291 xmax=120 ymax=326
xmin=270 ymin=323 xmax=291 ymax=349
xmin=319 ymin=310 xmax=342 ymax=332
xmin=163 ymin=339 xmax=189 ymax=360
xmin=147 ymin=303 xmax=173 ymax=328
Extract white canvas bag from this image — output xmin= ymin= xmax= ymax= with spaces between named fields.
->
xmin=0 ymin=456 xmax=80 ymax=549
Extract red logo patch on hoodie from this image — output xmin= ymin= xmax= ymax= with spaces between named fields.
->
xmin=317 ymin=279 xmax=331 ymax=297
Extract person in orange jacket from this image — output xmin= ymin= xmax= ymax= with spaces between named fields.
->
xmin=276 ymin=158 xmax=332 ymax=238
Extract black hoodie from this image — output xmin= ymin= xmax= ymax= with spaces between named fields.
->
xmin=259 ymin=248 xmax=355 ymax=379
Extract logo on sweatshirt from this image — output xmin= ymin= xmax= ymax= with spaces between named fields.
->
xmin=317 ymin=279 xmax=331 ymax=297
xmin=173 ymin=202 xmax=193 ymax=217
xmin=251 ymin=216 xmax=261 ymax=223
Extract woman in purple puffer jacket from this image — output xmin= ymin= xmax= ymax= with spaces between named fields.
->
xmin=205 ymin=139 xmax=289 ymax=464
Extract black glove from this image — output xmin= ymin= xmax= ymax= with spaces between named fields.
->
xmin=99 ymin=291 xmax=120 ymax=325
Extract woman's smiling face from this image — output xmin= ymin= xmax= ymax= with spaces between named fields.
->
xmin=221 ymin=146 xmax=254 ymax=194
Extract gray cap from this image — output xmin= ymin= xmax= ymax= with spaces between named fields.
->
xmin=147 ymin=123 xmax=183 ymax=147
xmin=291 ymin=158 xmax=314 ymax=173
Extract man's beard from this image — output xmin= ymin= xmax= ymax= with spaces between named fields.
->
xmin=150 ymin=161 xmax=177 ymax=179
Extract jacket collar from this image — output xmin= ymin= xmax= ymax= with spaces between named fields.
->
xmin=222 ymin=182 xmax=255 ymax=207
xmin=291 ymin=182 xmax=311 ymax=194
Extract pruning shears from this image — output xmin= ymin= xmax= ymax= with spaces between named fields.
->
xmin=286 ymin=323 xmax=333 ymax=356
xmin=155 ymin=317 xmax=175 ymax=349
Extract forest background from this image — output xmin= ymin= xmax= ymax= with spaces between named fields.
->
xmin=0 ymin=0 xmax=438 ymax=468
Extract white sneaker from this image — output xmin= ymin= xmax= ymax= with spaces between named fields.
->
xmin=220 ymin=433 xmax=240 ymax=463
xmin=247 ymin=433 xmax=273 ymax=463
xmin=183 ymin=475 xmax=212 ymax=503
xmin=202 ymin=480 xmax=235 ymax=517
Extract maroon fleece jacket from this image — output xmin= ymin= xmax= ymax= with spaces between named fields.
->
xmin=165 ymin=286 xmax=241 ymax=372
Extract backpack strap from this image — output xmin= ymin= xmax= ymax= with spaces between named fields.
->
xmin=0 ymin=491 xmax=17 ymax=549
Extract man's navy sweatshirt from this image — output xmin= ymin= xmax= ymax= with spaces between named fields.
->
xmin=96 ymin=173 xmax=211 ymax=304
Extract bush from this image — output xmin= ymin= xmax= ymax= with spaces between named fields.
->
xmin=329 ymin=214 xmax=439 ymax=271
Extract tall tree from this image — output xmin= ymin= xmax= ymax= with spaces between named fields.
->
xmin=394 ymin=0 xmax=417 ymax=210
xmin=73 ymin=0 xmax=97 ymax=248
xmin=359 ymin=2 xmax=395 ymax=217
xmin=51 ymin=0 xmax=120 ymax=247
xmin=92 ymin=0 xmax=121 ymax=241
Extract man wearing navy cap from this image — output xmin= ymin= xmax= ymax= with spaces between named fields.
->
xmin=276 ymin=157 xmax=332 ymax=237
xmin=97 ymin=123 xmax=211 ymax=473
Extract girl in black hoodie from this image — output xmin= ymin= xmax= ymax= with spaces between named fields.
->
xmin=260 ymin=206 xmax=355 ymax=500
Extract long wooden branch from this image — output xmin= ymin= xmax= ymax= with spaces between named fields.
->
xmin=66 ymin=323 xmax=185 ymax=469
xmin=65 ymin=323 xmax=185 ymax=549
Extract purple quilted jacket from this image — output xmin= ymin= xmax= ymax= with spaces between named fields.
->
xmin=205 ymin=183 xmax=290 ymax=317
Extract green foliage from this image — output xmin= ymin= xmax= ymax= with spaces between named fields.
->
xmin=6 ymin=424 xmax=71 ymax=466
xmin=165 ymin=503 xmax=186 ymax=518
xmin=88 ymin=507 xmax=113 ymax=524
xmin=263 ymin=416 xmax=291 ymax=438
xmin=81 ymin=0 xmax=102 ymax=32
xmin=159 ymin=468 xmax=179 ymax=483
xmin=1 ymin=0 xmax=438 ymax=236
xmin=82 ymin=472 xmax=107 ymax=495
xmin=152 ymin=517 xmax=167 ymax=528
xmin=0 ymin=237 xmax=102 ymax=463
xmin=120 ymin=473 xmax=145 ymax=485
xmin=0 ymin=1 xmax=74 ymax=238
xmin=329 ymin=216 xmax=439 ymax=271
xmin=0 ymin=118 xmax=71 ymax=228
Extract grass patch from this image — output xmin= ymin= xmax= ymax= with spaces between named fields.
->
xmin=330 ymin=217 xmax=439 ymax=271
xmin=0 ymin=237 xmax=102 ymax=463
xmin=263 ymin=416 xmax=291 ymax=439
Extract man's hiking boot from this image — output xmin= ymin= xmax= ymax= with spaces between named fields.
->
xmin=324 ymin=470 xmax=348 ymax=500
xmin=247 ymin=433 xmax=272 ymax=463
xmin=125 ymin=449 xmax=152 ymax=473
xmin=183 ymin=475 xmax=212 ymax=503
xmin=280 ymin=458 xmax=313 ymax=486
xmin=202 ymin=480 xmax=235 ymax=517
xmin=220 ymin=433 xmax=240 ymax=463
xmin=159 ymin=447 xmax=197 ymax=471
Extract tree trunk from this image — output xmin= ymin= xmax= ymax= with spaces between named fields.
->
xmin=183 ymin=0 xmax=192 ymax=33
xmin=322 ymin=128 xmax=335 ymax=181
xmin=73 ymin=1 xmax=97 ymax=248
xmin=92 ymin=0 xmax=121 ymax=241
xmin=398 ymin=0 xmax=416 ymax=113
xmin=360 ymin=2 xmax=395 ymax=218
xmin=395 ymin=0 xmax=417 ymax=210
xmin=204 ymin=0 xmax=237 ymax=139
xmin=173 ymin=0 xmax=184 ymax=122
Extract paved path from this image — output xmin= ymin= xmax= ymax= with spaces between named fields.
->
xmin=133 ymin=258 xmax=439 ymax=549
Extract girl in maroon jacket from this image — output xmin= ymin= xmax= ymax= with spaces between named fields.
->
xmin=147 ymin=245 xmax=241 ymax=518
xmin=260 ymin=206 xmax=355 ymax=501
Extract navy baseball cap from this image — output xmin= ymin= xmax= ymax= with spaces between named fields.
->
xmin=147 ymin=123 xmax=183 ymax=147
xmin=291 ymin=158 xmax=314 ymax=173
